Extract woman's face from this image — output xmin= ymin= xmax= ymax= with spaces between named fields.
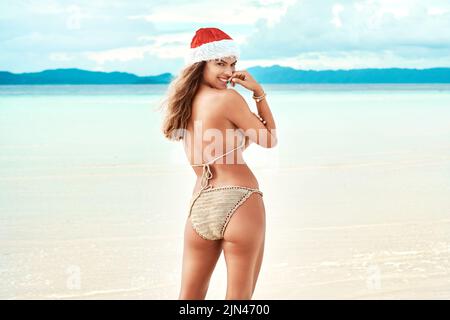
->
xmin=202 ymin=56 xmax=237 ymax=89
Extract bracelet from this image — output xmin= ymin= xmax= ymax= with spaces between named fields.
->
xmin=252 ymin=91 xmax=266 ymax=103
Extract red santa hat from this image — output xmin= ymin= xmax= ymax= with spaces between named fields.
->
xmin=184 ymin=27 xmax=240 ymax=66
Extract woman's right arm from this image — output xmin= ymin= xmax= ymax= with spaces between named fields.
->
xmin=252 ymin=85 xmax=277 ymax=144
xmin=221 ymin=89 xmax=277 ymax=148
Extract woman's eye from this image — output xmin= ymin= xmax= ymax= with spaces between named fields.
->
xmin=218 ymin=62 xmax=236 ymax=67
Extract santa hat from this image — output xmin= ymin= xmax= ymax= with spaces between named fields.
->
xmin=184 ymin=27 xmax=240 ymax=66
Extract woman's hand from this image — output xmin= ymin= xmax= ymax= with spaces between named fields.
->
xmin=229 ymin=70 xmax=262 ymax=94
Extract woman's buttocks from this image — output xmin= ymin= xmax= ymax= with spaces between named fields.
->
xmin=192 ymin=163 xmax=259 ymax=195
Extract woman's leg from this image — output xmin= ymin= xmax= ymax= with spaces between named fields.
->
xmin=252 ymin=235 xmax=265 ymax=295
xmin=179 ymin=218 xmax=223 ymax=299
xmin=222 ymin=192 xmax=265 ymax=300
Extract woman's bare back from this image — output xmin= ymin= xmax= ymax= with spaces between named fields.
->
xmin=184 ymin=87 xmax=259 ymax=195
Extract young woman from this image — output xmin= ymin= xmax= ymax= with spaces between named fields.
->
xmin=161 ymin=27 xmax=277 ymax=299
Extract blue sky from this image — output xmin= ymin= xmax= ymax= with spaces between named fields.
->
xmin=1 ymin=0 xmax=450 ymax=76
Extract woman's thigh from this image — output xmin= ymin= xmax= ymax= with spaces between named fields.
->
xmin=222 ymin=193 xmax=265 ymax=299
xmin=179 ymin=218 xmax=223 ymax=299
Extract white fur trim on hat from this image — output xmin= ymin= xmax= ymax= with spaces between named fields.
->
xmin=184 ymin=39 xmax=240 ymax=66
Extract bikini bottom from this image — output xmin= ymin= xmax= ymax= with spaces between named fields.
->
xmin=188 ymin=185 xmax=263 ymax=241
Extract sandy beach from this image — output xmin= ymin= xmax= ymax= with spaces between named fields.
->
xmin=2 ymin=161 xmax=449 ymax=299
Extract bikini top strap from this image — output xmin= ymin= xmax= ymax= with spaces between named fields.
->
xmin=191 ymin=138 xmax=246 ymax=167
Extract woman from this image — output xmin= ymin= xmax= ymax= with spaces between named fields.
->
xmin=161 ymin=27 xmax=277 ymax=299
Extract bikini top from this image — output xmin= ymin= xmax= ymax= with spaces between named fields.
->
xmin=191 ymin=138 xmax=246 ymax=190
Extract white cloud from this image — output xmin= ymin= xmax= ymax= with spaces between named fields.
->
xmin=8 ymin=2 xmax=88 ymax=30
xmin=371 ymin=0 xmax=411 ymax=19
xmin=2 ymin=0 xmax=450 ymax=73
xmin=25 ymin=1 xmax=67 ymax=15
xmin=331 ymin=3 xmax=344 ymax=28
xmin=354 ymin=0 xmax=412 ymax=30
xmin=49 ymin=52 xmax=73 ymax=62
xmin=242 ymin=49 xmax=450 ymax=70
xmin=138 ymin=32 xmax=192 ymax=46
xmin=129 ymin=0 xmax=297 ymax=28
xmin=84 ymin=45 xmax=154 ymax=64
xmin=66 ymin=5 xmax=84 ymax=30
xmin=427 ymin=7 xmax=449 ymax=15
xmin=241 ymin=0 xmax=450 ymax=69
xmin=84 ymin=32 xmax=193 ymax=64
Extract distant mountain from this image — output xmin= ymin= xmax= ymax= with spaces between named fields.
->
xmin=1 ymin=66 xmax=450 ymax=84
xmin=247 ymin=65 xmax=450 ymax=83
xmin=0 ymin=68 xmax=173 ymax=85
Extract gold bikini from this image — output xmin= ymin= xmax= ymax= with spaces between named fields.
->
xmin=188 ymin=139 xmax=263 ymax=240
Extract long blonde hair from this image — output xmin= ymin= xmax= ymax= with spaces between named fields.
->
xmin=159 ymin=61 xmax=206 ymax=141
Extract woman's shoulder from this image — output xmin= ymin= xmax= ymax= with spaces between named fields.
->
xmin=199 ymin=87 xmax=241 ymax=99
xmin=196 ymin=88 xmax=243 ymax=112
xmin=220 ymin=88 xmax=243 ymax=99
xmin=214 ymin=88 xmax=246 ymax=110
